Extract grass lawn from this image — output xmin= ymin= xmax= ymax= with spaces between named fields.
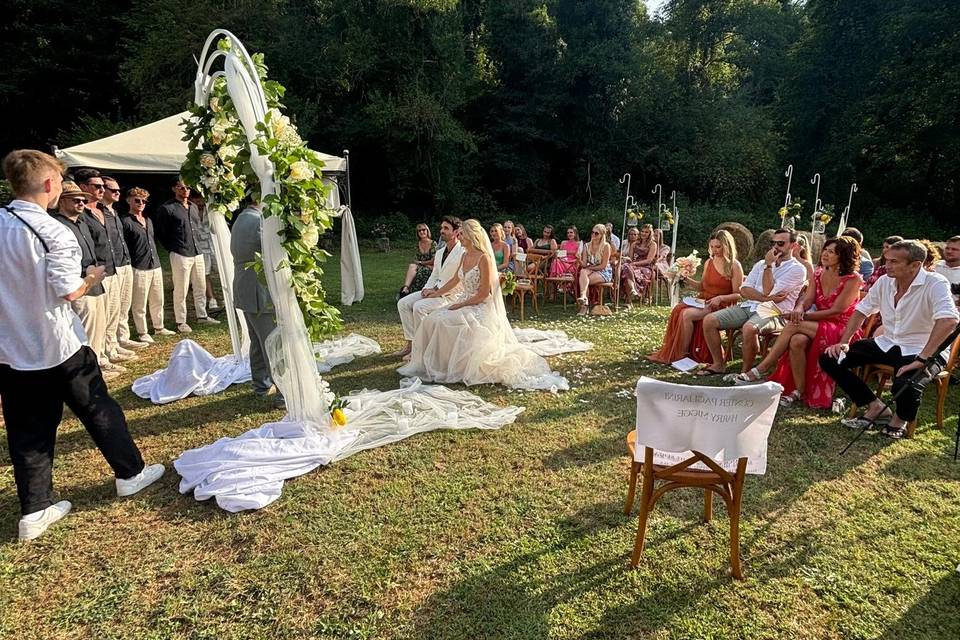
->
xmin=1 ymin=245 xmax=959 ymax=640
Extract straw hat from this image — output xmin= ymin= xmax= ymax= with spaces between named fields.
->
xmin=57 ymin=181 xmax=92 ymax=207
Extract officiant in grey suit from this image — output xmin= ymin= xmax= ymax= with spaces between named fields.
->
xmin=231 ymin=202 xmax=283 ymax=407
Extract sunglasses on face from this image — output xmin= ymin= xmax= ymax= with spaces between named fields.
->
xmin=87 ymin=182 xmax=105 ymax=190
xmin=592 ymin=231 xmax=601 ymax=235
xmin=773 ymin=240 xmax=788 ymax=247
xmin=132 ymin=198 xmax=147 ymax=204
xmin=70 ymin=197 xmax=88 ymax=204
xmin=105 ymin=187 xmax=120 ymax=194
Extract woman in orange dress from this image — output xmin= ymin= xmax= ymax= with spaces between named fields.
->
xmin=648 ymin=230 xmax=743 ymax=364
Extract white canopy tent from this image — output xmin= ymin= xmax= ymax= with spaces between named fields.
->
xmin=54 ymin=111 xmax=347 ymax=174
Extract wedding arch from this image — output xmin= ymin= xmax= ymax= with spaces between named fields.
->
xmin=173 ymin=30 xmax=528 ymax=511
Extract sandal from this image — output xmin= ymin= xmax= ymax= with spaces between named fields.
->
xmin=880 ymin=424 xmax=908 ymax=440
xmin=841 ymin=411 xmax=893 ymax=430
xmin=779 ymin=390 xmax=803 ymax=406
xmin=696 ymin=367 xmax=725 ymax=377
xmin=732 ymin=368 xmax=765 ymax=386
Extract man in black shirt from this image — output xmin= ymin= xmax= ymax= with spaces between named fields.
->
xmin=51 ymin=182 xmax=117 ymax=382
xmin=152 ymin=178 xmax=219 ymax=333
xmin=122 ymin=187 xmax=175 ymax=342
xmin=102 ymin=176 xmax=147 ymax=353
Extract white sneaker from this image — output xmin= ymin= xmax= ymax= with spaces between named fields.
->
xmin=137 ymin=333 xmax=155 ymax=344
xmin=155 ymin=327 xmax=176 ymax=336
xmin=116 ymin=464 xmax=165 ymax=497
xmin=120 ymin=339 xmax=149 ymax=350
xmin=18 ymin=501 xmax=72 ymax=541
xmin=109 ymin=351 xmax=138 ymax=363
xmin=177 ymin=323 xmax=193 ymax=333
xmin=208 ymin=298 xmax=219 ymax=310
xmin=197 ymin=316 xmax=220 ymax=325
xmin=101 ymin=361 xmax=128 ymax=373
xmin=115 ymin=346 xmax=137 ymax=357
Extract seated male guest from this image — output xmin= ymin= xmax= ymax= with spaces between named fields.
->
xmin=821 ymin=240 xmax=959 ymax=439
xmin=699 ymin=228 xmax=807 ymax=376
xmin=0 ymin=150 xmax=164 ymax=542
xmin=395 ymin=216 xmax=464 ymax=358
xmin=231 ymin=201 xmax=284 ymax=407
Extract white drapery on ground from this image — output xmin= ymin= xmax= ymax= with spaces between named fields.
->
xmin=174 ymin=378 xmax=523 ymax=511
xmin=513 ymin=328 xmax=592 ymax=356
xmin=339 ymin=206 xmax=364 ymax=305
xmin=132 ymin=334 xmax=382 ymax=404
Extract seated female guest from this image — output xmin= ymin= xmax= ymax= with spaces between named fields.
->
xmin=796 ymin=234 xmax=817 ymax=284
xmin=397 ymin=223 xmax=436 ymax=299
xmin=619 ymin=224 xmax=658 ymax=308
xmin=489 ymin=223 xmax=511 ymax=272
xmin=648 ymin=230 xmax=743 ymax=364
xmin=576 ymin=224 xmax=612 ymax=315
xmin=527 ymin=225 xmax=557 ymax=276
xmin=514 ymin=224 xmax=533 ymax=253
xmin=920 ymin=239 xmax=941 ymax=271
xmin=732 ymin=236 xmax=863 ymax=408
xmin=549 ymin=226 xmax=581 ymax=278
xmin=863 ymin=235 xmax=903 ymax=291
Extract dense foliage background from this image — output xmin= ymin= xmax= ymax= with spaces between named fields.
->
xmin=2 ymin=0 xmax=957 ymax=239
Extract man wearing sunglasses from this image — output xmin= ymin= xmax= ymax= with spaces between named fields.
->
xmin=699 ymin=228 xmax=807 ymax=377
xmin=101 ymin=176 xmax=147 ymax=353
xmin=122 ymin=188 xmax=175 ymax=342
xmin=152 ymin=178 xmax=219 ymax=333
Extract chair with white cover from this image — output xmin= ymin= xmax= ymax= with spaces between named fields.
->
xmin=624 ymin=376 xmax=781 ymax=579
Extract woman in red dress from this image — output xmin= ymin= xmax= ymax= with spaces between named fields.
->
xmin=648 ymin=230 xmax=743 ymax=364
xmin=733 ymin=236 xmax=863 ymax=408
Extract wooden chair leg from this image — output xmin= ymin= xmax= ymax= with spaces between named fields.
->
xmin=630 ymin=469 xmax=654 ymax=568
xmin=624 ymin=461 xmax=639 ymax=515
xmin=703 ymin=489 xmax=713 ymax=522
xmin=906 ymin=420 xmax=917 ymax=439
xmin=729 ymin=470 xmax=746 ymax=580
xmin=935 ymin=379 xmax=948 ymax=429
xmin=519 ymin=291 xmax=525 ymax=321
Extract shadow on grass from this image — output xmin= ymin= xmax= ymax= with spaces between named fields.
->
xmin=875 ymin=571 xmax=960 ymax=640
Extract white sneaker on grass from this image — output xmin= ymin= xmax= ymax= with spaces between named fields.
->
xmin=137 ymin=333 xmax=155 ymax=344
xmin=155 ymin=327 xmax=176 ymax=336
xmin=177 ymin=323 xmax=192 ymax=333
xmin=208 ymin=298 xmax=219 ymax=310
xmin=116 ymin=464 xmax=165 ymax=497
xmin=120 ymin=339 xmax=149 ymax=350
xmin=18 ymin=501 xmax=72 ymax=542
xmin=197 ymin=316 xmax=220 ymax=325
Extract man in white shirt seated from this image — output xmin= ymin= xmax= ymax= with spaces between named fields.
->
xmin=821 ymin=240 xmax=960 ymax=439
xmin=699 ymin=228 xmax=807 ymax=376
xmin=0 ymin=150 xmax=165 ymax=541
xmin=933 ymin=235 xmax=960 ymax=306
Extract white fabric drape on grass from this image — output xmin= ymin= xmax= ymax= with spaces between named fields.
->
xmin=339 ymin=206 xmax=364 ymax=305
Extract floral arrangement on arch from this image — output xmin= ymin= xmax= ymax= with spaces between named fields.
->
xmin=181 ymin=39 xmax=342 ymax=344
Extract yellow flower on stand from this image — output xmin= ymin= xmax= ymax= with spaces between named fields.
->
xmin=331 ymin=408 xmax=347 ymax=427
xmin=819 ymin=214 xmax=830 ymax=223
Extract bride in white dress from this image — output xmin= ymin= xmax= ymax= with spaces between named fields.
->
xmin=398 ymin=219 xmax=569 ymax=390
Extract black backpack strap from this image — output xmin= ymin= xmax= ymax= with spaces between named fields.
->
xmin=3 ymin=206 xmax=49 ymax=252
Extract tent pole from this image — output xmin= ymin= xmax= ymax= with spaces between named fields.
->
xmin=344 ymin=149 xmax=352 ymax=207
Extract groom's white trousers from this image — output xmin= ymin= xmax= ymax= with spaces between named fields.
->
xmin=398 ymin=290 xmax=454 ymax=340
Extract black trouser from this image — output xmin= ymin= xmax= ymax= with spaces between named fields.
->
xmin=819 ymin=339 xmax=940 ymax=422
xmin=0 ymin=346 xmax=144 ymax=516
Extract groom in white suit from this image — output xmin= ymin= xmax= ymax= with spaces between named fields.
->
xmin=395 ymin=216 xmax=465 ymax=357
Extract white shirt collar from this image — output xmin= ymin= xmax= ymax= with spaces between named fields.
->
xmin=8 ymin=199 xmax=48 ymax=214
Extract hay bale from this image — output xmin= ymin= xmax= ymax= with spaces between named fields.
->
xmin=712 ymin=222 xmax=753 ymax=263
xmin=751 ymin=229 xmax=777 ymax=264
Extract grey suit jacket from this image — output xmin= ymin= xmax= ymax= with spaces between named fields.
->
xmin=231 ymin=206 xmax=273 ymax=314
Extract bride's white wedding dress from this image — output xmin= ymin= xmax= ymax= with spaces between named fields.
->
xmin=398 ymin=261 xmax=569 ymax=390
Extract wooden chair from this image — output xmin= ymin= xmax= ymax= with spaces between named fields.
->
xmin=511 ymin=280 xmax=537 ymax=321
xmin=723 ymin=328 xmax=780 ymax=363
xmin=545 ymin=274 xmax=574 ymax=308
xmin=846 ymin=332 xmax=960 ymax=437
xmin=624 ymin=432 xmax=748 ymax=579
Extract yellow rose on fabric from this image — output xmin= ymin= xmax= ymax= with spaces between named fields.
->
xmin=288 ymin=160 xmax=313 ymax=182
xmin=331 ymin=408 xmax=347 ymax=427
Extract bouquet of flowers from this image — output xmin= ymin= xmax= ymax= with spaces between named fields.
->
xmin=627 ymin=206 xmax=645 ymax=226
xmin=666 ymin=250 xmax=701 ymax=307
xmin=777 ymin=200 xmax=804 ymax=230
xmin=810 ymin=204 xmax=834 ymax=234
xmin=501 ymin=270 xmax=518 ymax=296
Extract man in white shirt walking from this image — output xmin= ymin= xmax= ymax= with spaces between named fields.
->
xmin=0 ymin=150 xmax=164 ymax=542
xmin=822 ymin=240 xmax=959 ymax=439
xmin=699 ymin=228 xmax=807 ymax=376
xmin=395 ymin=216 xmax=465 ymax=358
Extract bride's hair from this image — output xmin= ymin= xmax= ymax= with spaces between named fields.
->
xmin=462 ymin=219 xmax=493 ymax=256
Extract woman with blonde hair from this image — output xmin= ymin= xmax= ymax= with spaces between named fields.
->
xmin=648 ymin=230 xmax=744 ymax=364
xmin=398 ymin=219 xmax=567 ymax=389
xmin=575 ymin=223 xmax=613 ymax=315
xmin=489 ymin=223 xmax=510 ymax=272
xmin=397 ymin=223 xmax=436 ymax=299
